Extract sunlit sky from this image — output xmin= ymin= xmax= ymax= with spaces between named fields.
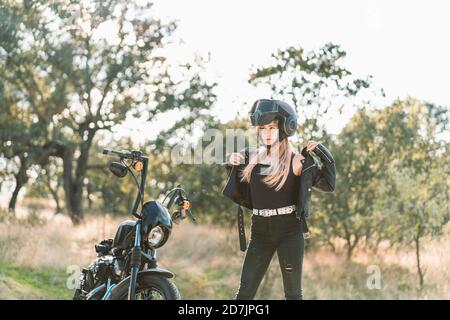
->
xmin=114 ymin=0 xmax=449 ymax=140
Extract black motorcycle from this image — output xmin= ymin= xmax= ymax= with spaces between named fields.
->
xmin=73 ymin=148 xmax=195 ymax=300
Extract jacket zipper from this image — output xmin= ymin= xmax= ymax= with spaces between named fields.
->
xmin=314 ymin=145 xmax=332 ymax=163
xmin=302 ymin=163 xmax=316 ymax=173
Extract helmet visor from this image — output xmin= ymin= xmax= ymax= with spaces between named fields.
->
xmin=249 ymin=100 xmax=280 ymax=126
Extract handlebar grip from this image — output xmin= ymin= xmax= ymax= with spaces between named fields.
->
xmin=166 ymin=189 xmax=179 ymax=211
xmin=102 ymin=148 xmax=126 ymax=157
xmin=102 ymin=148 xmax=129 ymax=158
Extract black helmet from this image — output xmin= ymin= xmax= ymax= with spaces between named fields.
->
xmin=249 ymin=99 xmax=298 ymax=140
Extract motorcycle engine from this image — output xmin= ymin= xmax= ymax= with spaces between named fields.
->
xmin=73 ymin=239 xmax=123 ymax=300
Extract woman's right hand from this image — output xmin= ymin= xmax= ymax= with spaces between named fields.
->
xmin=228 ymin=152 xmax=244 ymax=166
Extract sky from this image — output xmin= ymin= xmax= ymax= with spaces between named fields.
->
xmin=117 ymin=0 xmax=450 ymax=139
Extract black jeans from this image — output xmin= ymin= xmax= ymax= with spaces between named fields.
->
xmin=235 ymin=212 xmax=304 ymax=300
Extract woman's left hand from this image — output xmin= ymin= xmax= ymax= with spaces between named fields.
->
xmin=306 ymin=140 xmax=320 ymax=152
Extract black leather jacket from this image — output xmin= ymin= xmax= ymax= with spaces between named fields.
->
xmin=222 ymin=143 xmax=336 ymax=221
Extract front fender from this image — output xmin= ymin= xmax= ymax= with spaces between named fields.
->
xmin=138 ymin=267 xmax=174 ymax=279
xmin=106 ymin=268 xmax=175 ymax=300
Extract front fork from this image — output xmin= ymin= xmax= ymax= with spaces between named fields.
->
xmin=128 ymin=221 xmax=158 ymax=300
xmin=128 ymin=220 xmax=141 ymax=300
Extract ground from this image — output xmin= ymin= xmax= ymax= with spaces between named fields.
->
xmin=1 ymin=201 xmax=449 ymax=299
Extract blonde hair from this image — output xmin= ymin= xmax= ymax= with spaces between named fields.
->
xmin=240 ymin=133 xmax=296 ymax=192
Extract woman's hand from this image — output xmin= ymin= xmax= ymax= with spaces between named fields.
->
xmin=306 ymin=140 xmax=321 ymax=152
xmin=228 ymin=152 xmax=244 ymax=166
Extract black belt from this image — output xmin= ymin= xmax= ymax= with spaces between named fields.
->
xmin=236 ymin=205 xmax=311 ymax=252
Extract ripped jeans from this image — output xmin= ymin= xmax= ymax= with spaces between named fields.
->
xmin=235 ymin=212 xmax=305 ymax=300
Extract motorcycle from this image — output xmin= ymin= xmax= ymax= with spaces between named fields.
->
xmin=73 ymin=148 xmax=195 ymax=300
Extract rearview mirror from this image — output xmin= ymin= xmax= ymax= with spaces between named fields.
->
xmin=109 ymin=161 xmax=128 ymax=178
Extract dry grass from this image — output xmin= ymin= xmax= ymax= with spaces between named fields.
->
xmin=0 ymin=201 xmax=449 ymax=299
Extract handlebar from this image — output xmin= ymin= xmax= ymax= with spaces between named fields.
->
xmin=103 ymin=148 xmax=195 ymax=223
xmin=102 ymin=148 xmax=148 ymax=161
xmin=103 ymin=148 xmax=149 ymax=219
xmin=164 ymin=185 xmax=196 ymax=223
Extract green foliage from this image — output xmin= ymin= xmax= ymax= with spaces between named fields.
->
xmin=0 ymin=0 xmax=217 ymax=222
xmin=249 ymin=43 xmax=373 ymax=144
xmin=308 ymin=97 xmax=449 ymax=290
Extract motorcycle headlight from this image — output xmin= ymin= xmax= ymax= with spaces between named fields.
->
xmin=147 ymin=226 xmax=169 ymax=248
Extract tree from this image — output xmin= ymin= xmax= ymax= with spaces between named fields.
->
xmin=249 ymin=42 xmax=372 ymax=146
xmin=312 ymin=98 xmax=449 ymax=260
xmin=375 ymin=161 xmax=449 ymax=289
xmin=371 ymin=100 xmax=450 ymax=288
xmin=0 ymin=0 xmax=217 ymax=223
xmin=0 ymin=2 xmax=55 ymax=211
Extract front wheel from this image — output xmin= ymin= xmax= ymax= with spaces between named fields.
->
xmin=109 ymin=274 xmax=180 ymax=300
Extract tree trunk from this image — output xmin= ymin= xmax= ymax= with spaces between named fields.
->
xmin=45 ymin=172 xmax=62 ymax=215
xmin=54 ymin=142 xmax=84 ymax=224
xmin=87 ymin=183 xmax=93 ymax=210
xmin=58 ymin=144 xmax=78 ymax=224
xmin=53 ymin=186 xmax=62 ymax=215
xmin=47 ymin=135 xmax=94 ymax=224
xmin=68 ymin=184 xmax=84 ymax=224
xmin=346 ymin=244 xmax=353 ymax=260
xmin=345 ymin=235 xmax=359 ymax=260
xmin=53 ymin=191 xmax=61 ymax=215
xmin=65 ymin=129 xmax=96 ymax=224
xmin=327 ymin=239 xmax=337 ymax=253
xmin=42 ymin=135 xmax=95 ymax=224
xmin=8 ymin=156 xmax=29 ymax=212
xmin=414 ymin=235 xmax=424 ymax=290
xmin=9 ymin=178 xmax=25 ymax=212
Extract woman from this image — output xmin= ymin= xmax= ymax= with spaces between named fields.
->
xmin=222 ymin=98 xmax=336 ymax=300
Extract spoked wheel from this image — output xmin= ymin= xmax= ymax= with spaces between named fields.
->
xmin=135 ymin=287 xmax=166 ymax=300
xmin=109 ymin=274 xmax=181 ymax=300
